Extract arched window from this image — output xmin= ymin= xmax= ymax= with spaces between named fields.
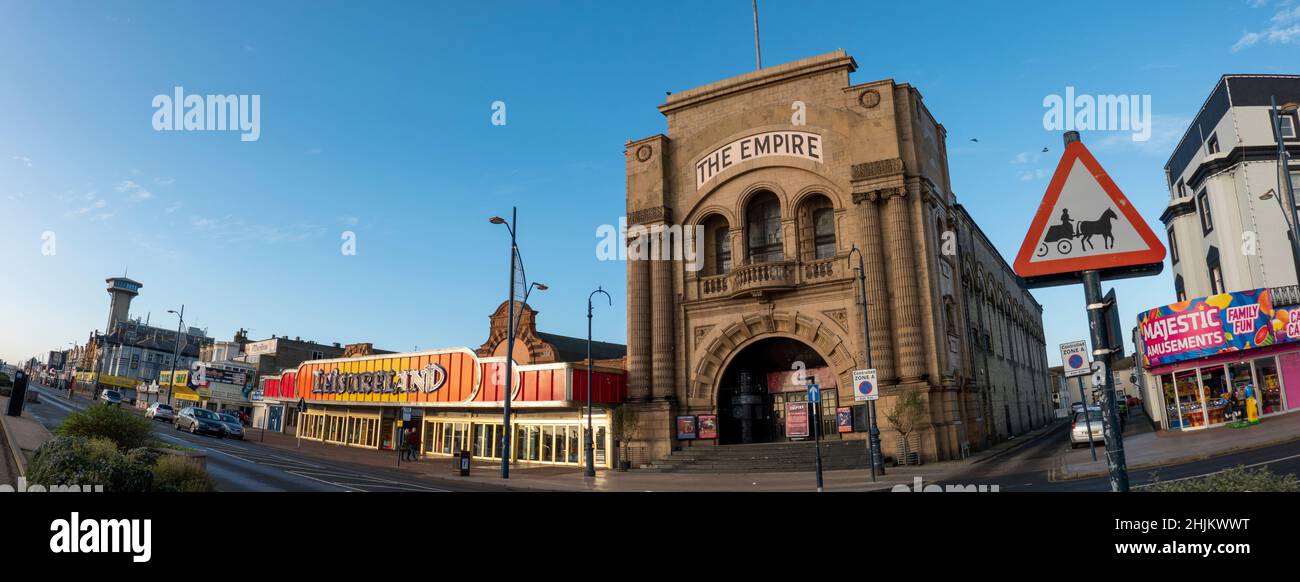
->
xmin=797 ymin=194 xmax=836 ymax=261
xmin=746 ymin=192 xmax=783 ymax=263
xmin=702 ymin=215 xmax=731 ymax=275
xmin=813 ymin=207 xmax=836 ymax=259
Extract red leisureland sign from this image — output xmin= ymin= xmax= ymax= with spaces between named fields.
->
xmin=1013 ymin=141 xmax=1165 ymax=280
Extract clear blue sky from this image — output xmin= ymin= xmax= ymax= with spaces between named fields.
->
xmin=2 ymin=0 xmax=1297 ymax=367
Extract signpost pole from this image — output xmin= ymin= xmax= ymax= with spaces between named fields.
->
xmin=1077 ymin=376 xmax=1097 ymax=461
xmin=1083 ymin=268 xmax=1129 ymax=492
xmin=810 ymin=384 xmax=824 ymax=492
xmin=850 ymin=247 xmax=884 ymax=480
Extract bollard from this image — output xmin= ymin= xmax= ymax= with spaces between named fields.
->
xmin=458 ymin=450 xmax=471 ymax=476
xmin=6 ymin=371 xmax=28 ymax=417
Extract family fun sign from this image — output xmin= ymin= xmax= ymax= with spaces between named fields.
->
xmin=1138 ymin=288 xmax=1298 ymax=368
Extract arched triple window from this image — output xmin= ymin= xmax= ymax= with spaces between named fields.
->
xmin=746 ymin=192 xmax=783 ymax=264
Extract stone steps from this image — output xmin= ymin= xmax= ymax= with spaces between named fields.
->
xmin=642 ymin=439 xmax=874 ymax=473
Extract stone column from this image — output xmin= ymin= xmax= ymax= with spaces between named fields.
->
xmin=884 ymin=187 xmax=925 ymax=381
xmin=651 ymin=229 xmax=676 ymax=400
xmin=627 ymin=231 xmax=653 ymax=401
xmin=852 ymin=190 xmax=896 ymax=381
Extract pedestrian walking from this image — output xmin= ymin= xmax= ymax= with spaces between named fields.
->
xmin=407 ymin=426 xmax=422 ymax=461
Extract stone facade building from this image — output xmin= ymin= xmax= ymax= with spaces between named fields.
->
xmin=622 ymin=50 xmax=1050 ymax=463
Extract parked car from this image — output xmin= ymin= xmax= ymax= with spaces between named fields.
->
xmin=1070 ymin=401 xmax=1086 ymax=415
xmin=217 ymin=413 xmax=245 ymax=440
xmin=1126 ymin=395 xmax=1140 ymax=408
xmin=145 ymin=403 xmax=175 ymax=422
xmin=219 ymin=409 xmax=249 ymax=425
xmin=1070 ymin=409 xmax=1105 ymax=448
xmin=175 ymin=407 xmax=226 ymax=437
xmin=100 ymin=389 xmax=123 ymax=406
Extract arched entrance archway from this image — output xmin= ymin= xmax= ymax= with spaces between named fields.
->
xmin=716 ymin=337 xmax=840 ymax=444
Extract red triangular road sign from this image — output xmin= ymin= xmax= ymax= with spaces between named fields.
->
xmin=1013 ymin=141 xmax=1165 ymax=281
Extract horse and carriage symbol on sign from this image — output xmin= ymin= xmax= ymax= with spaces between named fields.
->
xmin=1035 ymin=207 xmax=1118 ymax=257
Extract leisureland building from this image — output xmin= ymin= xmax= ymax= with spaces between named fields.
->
xmin=276 ymin=301 xmax=628 ymax=468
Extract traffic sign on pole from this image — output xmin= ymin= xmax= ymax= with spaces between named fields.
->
xmin=852 ymin=369 xmax=878 ymax=402
xmin=807 ymin=383 xmax=821 ymax=404
xmin=1060 ymin=340 xmax=1090 ymax=378
xmin=1013 ymin=140 xmax=1165 ymax=287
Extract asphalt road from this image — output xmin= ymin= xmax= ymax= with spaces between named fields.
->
xmin=23 ymin=384 xmax=485 ymax=492
xmin=943 ymin=419 xmax=1300 ymax=491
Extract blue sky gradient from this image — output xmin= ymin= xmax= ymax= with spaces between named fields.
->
xmin=2 ymin=0 xmax=1298 ymax=366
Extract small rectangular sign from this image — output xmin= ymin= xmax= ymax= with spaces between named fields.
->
xmin=852 ymin=369 xmax=878 ymax=401
xmin=785 ymin=402 xmax=810 ymax=439
xmin=1060 ymin=340 xmax=1091 ymax=378
xmin=675 ymin=415 xmax=697 ymax=440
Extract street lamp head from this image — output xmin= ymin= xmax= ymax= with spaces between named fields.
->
xmin=1261 ymin=189 xmax=1276 ymax=201
xmin=489 ymin=216 xmax=506 ymax=225
xmin=534 ymin=283 xmax=549 ymax=291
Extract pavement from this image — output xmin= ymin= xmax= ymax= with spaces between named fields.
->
xmin=0 ymin=393 xmax=56 ymax=485
xmin=1053 ymin=407 xmax=1300 ymax=480
xmin=251 ymin=414 xmax=1071 ymax=492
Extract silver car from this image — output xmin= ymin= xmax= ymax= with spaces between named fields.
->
xmin=217 ymin=413 xmax=244 ymax=440
xmin=1070 ymin=409 xmax=1104 ymax=448
xmin=146 ymin=403 xmax=175 ymax=422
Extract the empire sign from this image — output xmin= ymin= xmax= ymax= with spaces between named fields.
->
xmin=695 ymin=130 xmax=824 ymax=190
xmin=310 ymin=363 xmax=448 ymax=395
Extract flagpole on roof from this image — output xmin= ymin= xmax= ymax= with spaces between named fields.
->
xmin=752 ymin=0 xmax=762 ymax=70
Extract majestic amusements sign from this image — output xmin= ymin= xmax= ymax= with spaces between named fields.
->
xmin=1138 ymin=288 xmax=1298 ymax=368
xmin=695 ymin=130 xmax=823 ymax=190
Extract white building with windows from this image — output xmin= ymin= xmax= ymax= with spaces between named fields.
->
xmin=1162 ymin=75 xmax=1300 ymax=305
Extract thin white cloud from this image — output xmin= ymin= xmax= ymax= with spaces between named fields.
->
xmin=154 ymin=176 xmax=175 ymax=186
xmin=11 ymin=156 xmax=31 ymax=167
xmin=1091 ymin=114 xmax=1192 ymax=156
xmin=1011 ymin=151 xmax=1042 ymax=165
xmin=115 ymin=180 xmax=154 ymax=201
xmin=190 ymin=215 xmax=326 ymax=244
xmin=1233 ymin=4 xmax=1300 ymax=51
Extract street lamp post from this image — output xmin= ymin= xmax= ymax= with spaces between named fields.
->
xmin=490 ymin=209 xmax=547 ymax=479
xmin=165 ymin=305 xmax=185 ymax=408
xmin=847 ymin=245 xmax=885 ymax=481
xmin=1266 ymin=96 xmax=1300 ymax=286
xmin=585 ymin=286 xmax=612 ymax=477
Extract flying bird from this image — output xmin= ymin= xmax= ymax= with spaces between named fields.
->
xmin=969 ymin=138 xmax=979 ymax=143
xmin=1041 ymin=147 xmax=1049 ymax=153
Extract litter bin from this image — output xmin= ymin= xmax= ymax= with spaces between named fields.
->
xmin=457 ymin=450 xmax=471 ymax=476
xmin=6 ymin=371 xmax=28 ymax=417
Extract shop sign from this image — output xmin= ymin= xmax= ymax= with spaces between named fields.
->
xmin=1138 ymin=288 xmax=1296 ymax=368
xmin=310 ymin=363 xmax=447 ymax=395
xmin=695 ymin=130 xmax=824 ymax=190
xmin=785 ymin=402 xmax=810 ymax=439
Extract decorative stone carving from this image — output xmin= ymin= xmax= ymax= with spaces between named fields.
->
xmin=636 ymin=144 xmax=653 ymax=162
xmin=821 ymin=309 xmax=849 ymax=333
xmin=628 ymin=206 xmax=671 ymax=226
xmin=850 ymin=158 xmax=904 ymax=182
xmin=858 ymin=89 xmax=881 ymax=109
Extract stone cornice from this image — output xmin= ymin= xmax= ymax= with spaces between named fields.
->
xmin=850 ymin=158 xmax=904 ymax=182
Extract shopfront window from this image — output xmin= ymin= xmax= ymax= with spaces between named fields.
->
xmin=1254 ymin=357 xmax=1284 ymax=415
xmin=595 ymin=426 xmax=607 ymax=465
xmin=1201 ymin=365 xmax=1229 ymax=426
xmin=1165 ymin=370 xmax=1206 ymax=429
